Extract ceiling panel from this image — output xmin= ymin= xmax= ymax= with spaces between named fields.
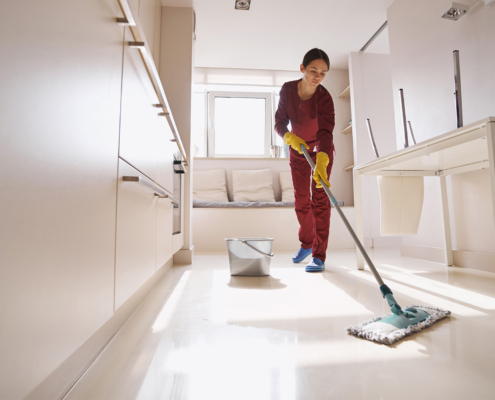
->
xmin=193 ymin=0 xmax=390 ymax=70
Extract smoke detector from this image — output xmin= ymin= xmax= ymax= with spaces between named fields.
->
xmin=235 ymin=0 xmax=251 ymax=10
xmin=441 ymin=2 xmax=469 ymax=21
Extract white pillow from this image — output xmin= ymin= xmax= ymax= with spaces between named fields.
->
xmin=279 ymin=171 xmax=294 ymax=202
xmin=232 ymin=169 xmax=275 ymax=202
xmin=193 ymin=169 xmax=229 ymax=202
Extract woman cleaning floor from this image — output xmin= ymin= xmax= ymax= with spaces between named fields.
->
xmin=275 ymin=48 xmax=335 ymax=273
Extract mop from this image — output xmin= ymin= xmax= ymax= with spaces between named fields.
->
xmin=301 ymin=145 xmax=450 ymax=345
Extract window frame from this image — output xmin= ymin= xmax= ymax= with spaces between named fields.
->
xmin=207 ymin=91 xmax=273 ymax=158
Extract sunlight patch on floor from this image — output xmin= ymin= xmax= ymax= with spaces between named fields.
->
xmin=210 ymin=269 xmax=375 ymax=325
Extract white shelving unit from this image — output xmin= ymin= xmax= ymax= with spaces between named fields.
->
xmin=339 ymin=83 xmax=353 ymax=173
xmin=339 ymin=85 xmax=351 ymax=98
xmin=341 ymin=124 xmax=353 ymax=135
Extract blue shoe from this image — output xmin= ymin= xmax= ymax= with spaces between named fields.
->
xmin=292 ymin=247 xmax=312 ymax=263
xmin=305 ymin=257 xmax=325 ymax=272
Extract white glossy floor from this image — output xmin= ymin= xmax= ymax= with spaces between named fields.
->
xmin=66 ymin=249 xmax=495 ymax=400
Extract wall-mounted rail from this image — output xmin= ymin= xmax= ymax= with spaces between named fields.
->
xmin=366 ymin=119 xmax=380 ymax=159
xmin=117 ymin=0 xmax=189 ymax=166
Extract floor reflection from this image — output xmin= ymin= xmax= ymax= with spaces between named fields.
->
xmin=66 ymin=250 xmax=495 ymax=400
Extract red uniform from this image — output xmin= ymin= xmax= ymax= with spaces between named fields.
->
xmin=275 ymin=79 xmax=335 ymax=261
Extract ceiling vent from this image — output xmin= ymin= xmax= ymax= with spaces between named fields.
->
xmin=235 ymin=0 xmax=251 ymax=10
xmin=441 ymin=2 xmax=469 ymax=21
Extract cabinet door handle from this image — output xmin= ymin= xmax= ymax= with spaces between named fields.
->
xmin=123 ymin=176 xmax=167 ymax=197
xmin=154 ymin=194 xmax=178 ymax=205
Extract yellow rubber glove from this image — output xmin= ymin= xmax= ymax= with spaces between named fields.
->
xmin=284 ymin=132 xmax=309 ymax=154
xmin=313 ymin=152 xmax=330 ymax=189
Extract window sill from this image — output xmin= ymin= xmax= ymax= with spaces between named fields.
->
xmin=194 ymin=157 xmax=289 ymax=161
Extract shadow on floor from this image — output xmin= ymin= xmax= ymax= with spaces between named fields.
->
xmin=227 ymin=275 xmax=287 ymax=290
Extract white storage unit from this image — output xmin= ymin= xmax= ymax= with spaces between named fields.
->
xmin=115 ymin=159 xmax=175 ymax=309
xmin=157 ymin=190 xmax=175 ymax=270
xmin=0 ymin=0 xmax=189 ymax=398
xmin=120 ymin=28 xmax=175 ymax=194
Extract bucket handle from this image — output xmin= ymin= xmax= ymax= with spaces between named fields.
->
xmin=241 ymin=240 xmax=274 ymax=258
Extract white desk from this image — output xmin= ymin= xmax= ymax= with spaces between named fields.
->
xmin=352 ymin=117 xmax=495 ymax=269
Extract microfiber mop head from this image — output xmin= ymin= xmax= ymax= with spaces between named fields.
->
xmin=347 ymin=304 xmax=451 ymax=345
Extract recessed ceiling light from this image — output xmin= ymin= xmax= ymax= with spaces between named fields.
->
xmin=235 ymin=0 xmax=251 ymax=10
xmin=441 ymin=2 xmax=469 ymax=21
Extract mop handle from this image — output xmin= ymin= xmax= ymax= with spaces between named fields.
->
xmin=300 ymin=146 xmax=385 ymax=287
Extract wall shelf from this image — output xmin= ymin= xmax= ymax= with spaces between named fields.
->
xmin=343 ymin=165 xmax=354 ymax=172
xmin=339 ymin=85 xmax=350 ymax=98
xmin=341 ymin=124 xmax=353 ymax=135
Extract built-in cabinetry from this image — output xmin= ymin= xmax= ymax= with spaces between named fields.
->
xmin=115 ymin=159 xmax=174 ymax=309
xmin=120 ymin=27 xmax=176 ymax=193
xmin=0 ymin=0 xmax=187 ymax=398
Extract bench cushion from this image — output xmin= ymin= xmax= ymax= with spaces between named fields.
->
xmin=279 ymin=171 xmax=294 ymax=202
xmin=232 ymin=169 xmax=275 ymax=202
xmin=193 ymin=169 xmax=229 ymax=202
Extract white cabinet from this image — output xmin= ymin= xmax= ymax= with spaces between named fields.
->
xmin=120 ymin=28 xmax=175 ymax=194
xmin=115 ymin=160 xmax=157 ymax=309
xmin=0 ymin=0 xmax=124 ymax=397
xmin=156 ymin=118 xmax=176 ymax=194
xmin=115 ymin=159 xmax=174 ymax=309
xmin=157 ymin=194 xmax=174 ymax=271
xmin=139 ymin=0 xmax=158 ymax=59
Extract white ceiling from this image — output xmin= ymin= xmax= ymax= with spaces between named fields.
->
xmin=161 ymin=0 xmax=193 ymax=6
xmin=190 ymin=0 xmax=393 ymax=71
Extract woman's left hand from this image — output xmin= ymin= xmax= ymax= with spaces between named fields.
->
xmin=313 ymin=152 xmax=330 ymax=188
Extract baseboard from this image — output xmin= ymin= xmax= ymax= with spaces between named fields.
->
xmin=174 ymin=246 xmax=194 ymax=264
xmin=401 ymin=244 xmax=445 ymax=264
xmin=367 ymin=237 xmax=402 ymax=249
xmin=452 ymin=250 xmax=495 ymax=273
xmin=25 ymin=258 xmax=174 ymax=400
xmin=401 ymin=244 xmax=495 ymax=273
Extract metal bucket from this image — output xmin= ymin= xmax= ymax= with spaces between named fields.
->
xmin=225 ymin=238 xmax=274 ymax=276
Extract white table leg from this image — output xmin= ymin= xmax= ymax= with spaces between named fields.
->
xmin=439 ymin=175 xmax=454 ymax=266
xmin=353 ymin=170 xmax=365 ymax=270
xmin=487 ymin=122 xmax=495 ymax=242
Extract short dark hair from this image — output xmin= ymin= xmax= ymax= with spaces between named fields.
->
xmin=302 ymin=48 xmax=330 ymax=70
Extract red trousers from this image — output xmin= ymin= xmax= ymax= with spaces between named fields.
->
xmin=289 ymin=147 xmax=333 ymax=261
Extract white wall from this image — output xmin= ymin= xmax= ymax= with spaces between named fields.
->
xmin=349 ymin=52 xmax=398 ymax=244
xmin=387 ymin=0 xmax=495 ymax=254
xmin=193 ymin=207 xmax=357 ymax=252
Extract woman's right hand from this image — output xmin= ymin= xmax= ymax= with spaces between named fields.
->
xmin=284 ymin=132 xmax=309 ymax=154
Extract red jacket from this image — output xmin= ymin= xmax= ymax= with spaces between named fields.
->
xmin=275 ymin=79 xmax=335 ymax=157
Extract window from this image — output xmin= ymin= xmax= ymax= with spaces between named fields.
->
xmin=191 ymin=84 xmax=288 ymax=158
xmin=207 ymin=92 xmax=272 ymax=157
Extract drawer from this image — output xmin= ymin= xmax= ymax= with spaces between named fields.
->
xmin=115 ymin=159 xmax=158 ymax=309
